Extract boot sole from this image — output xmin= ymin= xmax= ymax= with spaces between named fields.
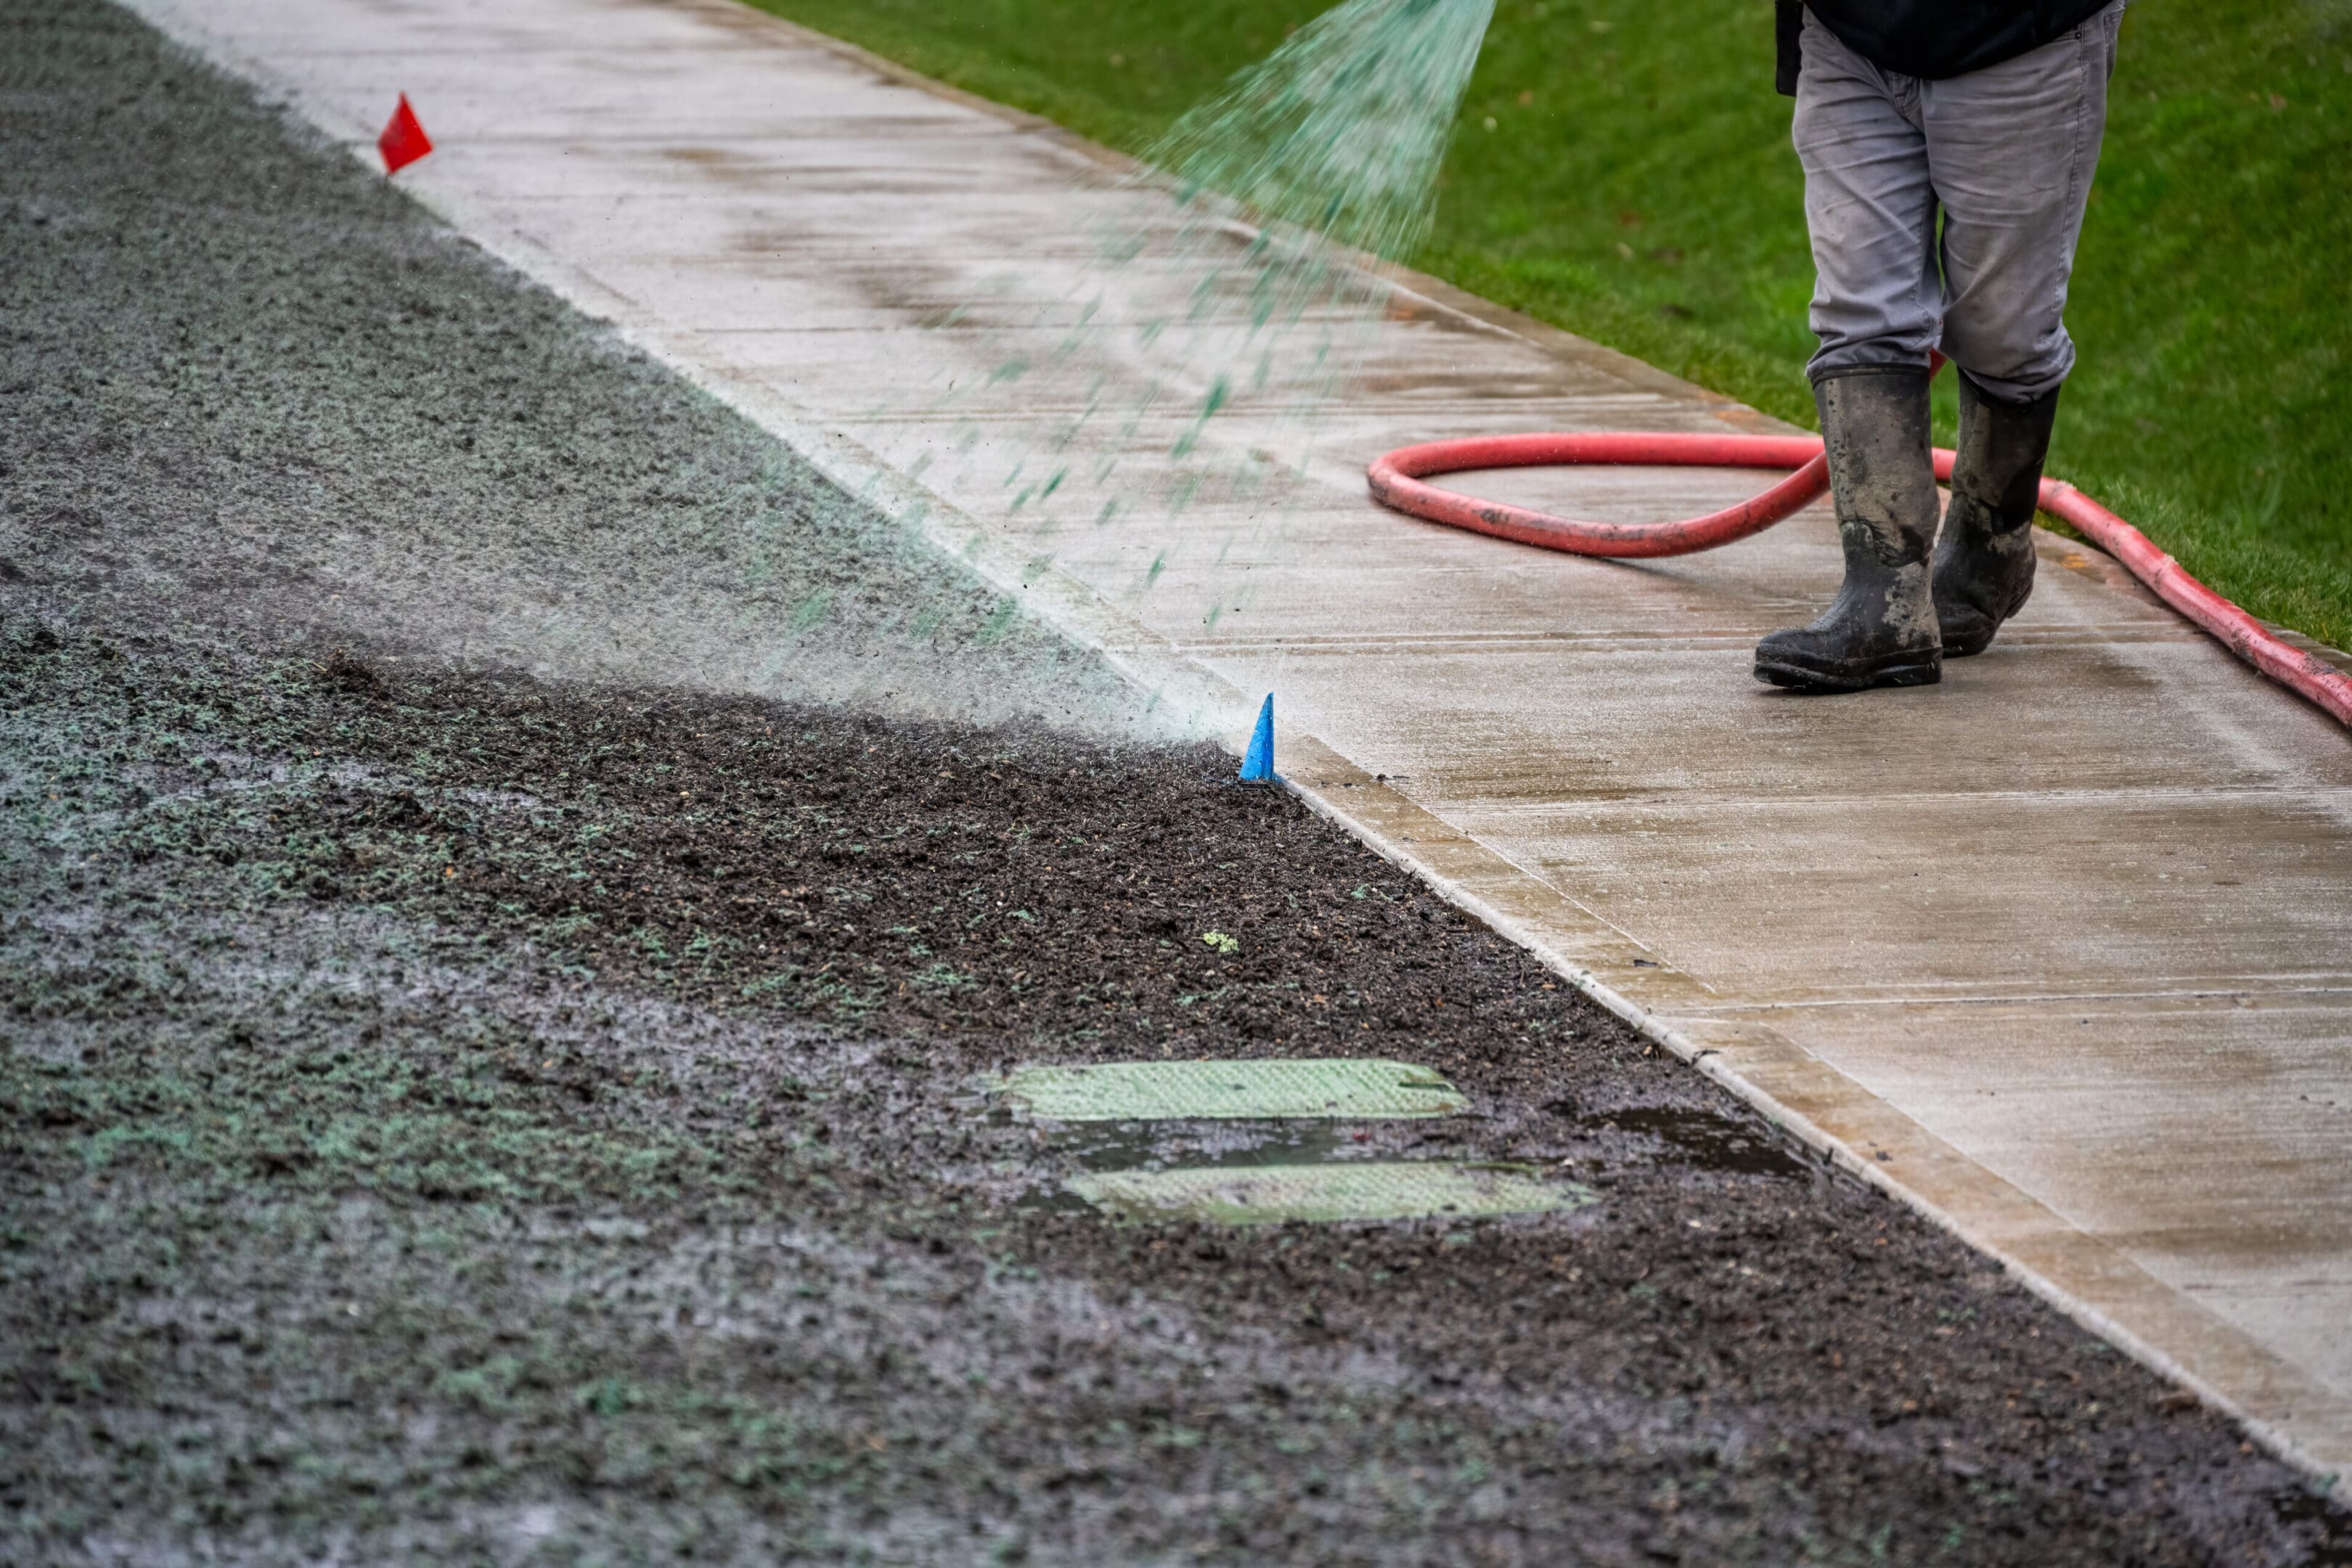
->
xmin=1752 ymin=653 xmax=1942 ymax=693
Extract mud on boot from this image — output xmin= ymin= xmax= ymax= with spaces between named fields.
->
xmin=1755 ymin=368 xmax=1943 ymax=693
xmin=1935 ymin=375 xmax=2060 ymax=657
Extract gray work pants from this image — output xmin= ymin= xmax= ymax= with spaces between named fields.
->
xmin=1794 ymin=2 xmax=2123 ymax=402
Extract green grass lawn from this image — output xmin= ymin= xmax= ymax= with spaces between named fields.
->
xmin=746 ymin=0 xmax=2352 ymax=654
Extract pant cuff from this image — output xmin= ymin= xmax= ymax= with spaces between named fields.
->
xmin=1955 ymin=366 xmax=2067 ymax=407
xmin=1808 ymin=361 xmax=1933 ymax=388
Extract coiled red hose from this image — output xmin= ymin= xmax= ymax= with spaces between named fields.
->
xmin=1367 ymin=430 xmax=2352 ymax=728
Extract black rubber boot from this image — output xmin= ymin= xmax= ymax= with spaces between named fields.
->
xmin=1754 ymin=369 xmax=1942 ymax=693
xmin=1935 ymin=374 xmax=2060 ymax=657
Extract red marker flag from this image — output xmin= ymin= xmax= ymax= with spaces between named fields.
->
xmin=377 ymin=94 xmax=433 ymax=174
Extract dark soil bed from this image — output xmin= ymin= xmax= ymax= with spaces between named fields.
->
xmin=2 ymin=1 xmax=2347 ymax=1563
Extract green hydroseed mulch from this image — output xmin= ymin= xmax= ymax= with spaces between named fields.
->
xmin=996 ymin=1057 xmax=1471 ymax=1120
xmin=745 ymin=0 xmax=2352 ymax=655
xmin=1066 ymin=1161 xmax=1590 ymax=1223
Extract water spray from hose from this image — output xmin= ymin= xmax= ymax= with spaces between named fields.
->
xmin=894 ymin=0 xmax=1501 ymax=663
xmin=1149 ymin=0 xmax=1496 ymax=266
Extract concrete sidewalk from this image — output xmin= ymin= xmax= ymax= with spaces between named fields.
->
xmin=136 ymin=0 xmax=2352 ymax=1478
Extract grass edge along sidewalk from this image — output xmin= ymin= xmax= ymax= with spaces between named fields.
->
xmin=743 ymin=0 xmax=2352 ymax=658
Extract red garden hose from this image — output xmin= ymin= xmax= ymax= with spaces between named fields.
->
xmin=1367 ymin=427 xmax=2352 ymax=729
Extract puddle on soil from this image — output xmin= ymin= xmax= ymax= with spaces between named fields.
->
xmin=1592 ymin=1106 xmax=1811 ymax=1179
xmin=1068 ymin=1161 xmax=1591 ymax=1227
xmin=993 ymin=1058 xmax=1468 ymax=1122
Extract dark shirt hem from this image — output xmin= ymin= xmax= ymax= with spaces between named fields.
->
xmin=1784 ymin=0 xmax=2113 ymax=86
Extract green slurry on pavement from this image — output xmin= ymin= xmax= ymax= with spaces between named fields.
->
xmin=1069 ymin=1161 xmax=1588 ymax=1224
xmin=996 ymin=1057 xmax=1470 ymax=1119
xmin=746 ymin=0 xmax=2352 ymax=655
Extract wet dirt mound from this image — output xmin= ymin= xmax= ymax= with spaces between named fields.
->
xmin=7 ymin=624 xmax=2348 ymax=1565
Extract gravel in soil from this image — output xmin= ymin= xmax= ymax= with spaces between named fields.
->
xmin=4 ymin=1 xmax=2351 ymax=1563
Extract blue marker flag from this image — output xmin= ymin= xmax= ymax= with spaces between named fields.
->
xmin=1238 ymin=694 xmax=1275 ymax=781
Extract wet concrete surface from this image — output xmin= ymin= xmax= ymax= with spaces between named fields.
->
xmin=9 ymin=2 xmax=2352 ymax=1561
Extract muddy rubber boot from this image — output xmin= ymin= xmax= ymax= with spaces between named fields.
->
xmin=1935 ymin=375 xmax=2060 ymax=657
xmin=1754 ymin=369 xmax=1942 ymax=693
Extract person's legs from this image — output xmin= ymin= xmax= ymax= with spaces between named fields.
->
xmin=1923 ymin=2 xmax=2118 ymax=400
xmin=1922 ymin=3 xmax=2121 ymax=653
xmin=1794 ymin=12 xmax=1940 ymax=385
xmin=1760 ymin=12 xmax=1945 ymax=692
